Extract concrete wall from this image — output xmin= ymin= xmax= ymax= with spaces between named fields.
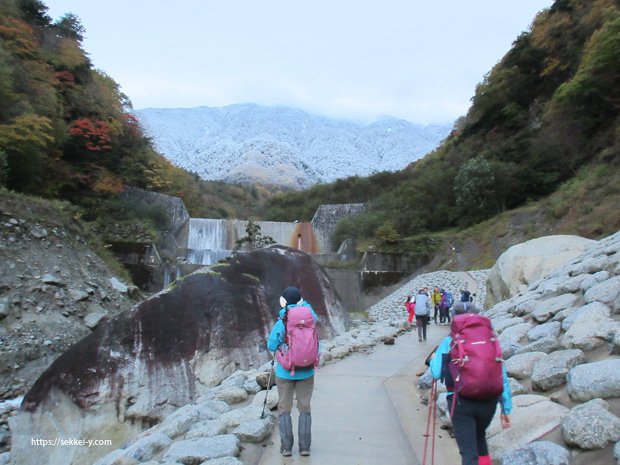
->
xmin=311 ymin=203 xmax=365 ymax=253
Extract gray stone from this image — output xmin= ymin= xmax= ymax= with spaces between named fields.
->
xmin=255 ymin=371 xmax=275 ymax=389
xmin=41 ymin=273 xmax=63 ymax=286
xmin=202 ymin=457 xmax=244 ymax=465
xmin=567 ymin=359 xmax=620 ymax=402
xmin=580 ymin=271 xmax=610 ymax=292
xmin=531 ymin=349 xmax=584 ymax=392
xmin=92 ymin=450 xmax=132 ymax=465
xmin=558 ymin=274 xmax=588 ymax=294
xmin=251 ymin=386 xmax=278 ymax=411
xmin=509 ymin=378 xmax=528 ymax=396
xmin=584 ymin=275 xmax=620 ymax=309
xmin=569 ymin=254 xmax=610 ymax=276
xmin=109 ymin=277 xmax=128 ymax=293
xmin=417 ymin=369 xmax=434 ymax=390
xmin=219 ymin=405 xmax=265 ymax=429
xmin=494 ymin=317 xmax=525 ymax=333
xmin=562 ymin=399 xmax=620 ymax=450
xmin=498 ymin=441 xmax=570 ymax=465
xmin=614 ymin=440 xmax=620 ymax=464
xmin=561 ymin=301 xmax=611 ymax=331
xmin=212 ymin=386 xmax=248 ymax=405
xmin=157 ymin=400 xmax=230 ymax=438
xmin=531 ymin=294 xmax=580 ymax=323
xmin=550 ymin=306 xmax=578 ymax=323
xmin=68 ymin=288 xmax=89 ymax=302
xmin=243 ymin=377 xmax=262 ymax=394
xmin=435 ymin=392 xmax=452 ymax=428
xmin=499 ymin=322 xmax=533 ymax=342
xmin=186 ymin=419 xmax=228 ymax=439
xmin=505 ymin=352 xmax=548 ymax=380
xmin=515 ymin=335 xmax=561 ymax=355
xmin=123 ymin=431 xmax=172 ymax=461
xmin=513 ymin=299 xmax=540 ymax=317
xmin=499 ymin=340 xmax=523 ymax=360
xmin=611 ymin=331 xmax=620 ymax=355
xmin=487 ymin=395 xmax=569 ymax=456
xmin=0 ymin=297 xmax=9 ymax=320
xmin=527 ymin=321 xmax=561 ymax=342
xmin=84 ymin=312 xmax=107 ymax=330
xmin=30 ymin=225 xmax=48 ymax=238
xmin=232 ymin=418 xmax=273 ymax=442
xmin=161 ymin=435 xmax=240 ymax=463
xmin=561 ymin=317 xmax=619 ymax=351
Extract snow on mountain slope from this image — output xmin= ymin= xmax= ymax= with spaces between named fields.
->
xmin=134 ymin=104 xmax=453 ymax=189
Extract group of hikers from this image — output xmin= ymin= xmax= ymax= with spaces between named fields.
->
xmin=405 ymin=286 xmax=475 ymax=342
xmin=266 ymin=285 xmax=511 ymax=465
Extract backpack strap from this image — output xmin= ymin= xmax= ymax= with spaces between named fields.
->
xmin=280 ymin=306 xmax=290 ymax=345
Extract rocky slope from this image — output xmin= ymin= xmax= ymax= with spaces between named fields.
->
xmin=135 ymin=104 xmax=452 ymax=189
xmin=0 ymin=192 xmax=138 ymax=401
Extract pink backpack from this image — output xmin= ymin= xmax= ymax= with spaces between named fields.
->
xmin=276 ymin=305 xmax=319 ymax=376
xmin=448 ymin=313 xmax=504 ymax=401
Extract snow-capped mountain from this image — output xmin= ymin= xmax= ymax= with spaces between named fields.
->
xmin=135 ymin=104 xmax=453 ymax=189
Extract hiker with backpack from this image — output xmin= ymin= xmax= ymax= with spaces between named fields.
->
xmin=414 ymin=289 xmax=432 ymax=342
xmin=428 ymin=302 xmax=512 ymax=465
xmin=439 ymin=289 xmax=453 ymax=324
xmin=267 ymin=286 xmax=319 ymax=457
xmin=432 ymin=286 xmax=442 ymax=324
xmin=405 ymin=295 xmax=416 ymax=326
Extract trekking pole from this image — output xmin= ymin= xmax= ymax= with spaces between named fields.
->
xmin=422 ymin=379 xmax=437 ymax=465
xmin=260 ymin=353 xmax=275 ymax=419
xmin=430 ymin=380 xmax=437 ymax=465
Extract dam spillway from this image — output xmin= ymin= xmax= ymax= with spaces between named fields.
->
xmin=178 ymin=219 xmax=322 ymax=266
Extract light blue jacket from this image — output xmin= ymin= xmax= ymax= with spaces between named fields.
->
xmin=267 ymin=302 xmax=318 ymax=380
xmin=430 ymin=335 xmax=513 ymax=414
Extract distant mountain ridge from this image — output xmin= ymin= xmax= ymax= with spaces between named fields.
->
xmin=134 ymin=104 xmax=452 ymax=188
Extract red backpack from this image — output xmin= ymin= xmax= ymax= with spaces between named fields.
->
xmin=276 ymin=305 xmax=319 ymax=376
xmin=448 ymin=313 xmax=503 ymax=401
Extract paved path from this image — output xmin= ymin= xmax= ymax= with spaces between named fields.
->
xmin=256 ymin=324 xmax=460 ymax=465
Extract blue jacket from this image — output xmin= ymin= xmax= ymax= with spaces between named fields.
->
xmin=430 ymin=335 xmax=512 ymax=414
xmin=267 ymin=302 xmax=318 ymax=380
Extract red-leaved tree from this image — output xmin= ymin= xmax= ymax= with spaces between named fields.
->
xmin=68 ymin=118 xmax=112 ymax=152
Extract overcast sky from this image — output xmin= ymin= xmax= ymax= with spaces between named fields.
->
xmin=45 ymin=0 xmax=553 ymax=125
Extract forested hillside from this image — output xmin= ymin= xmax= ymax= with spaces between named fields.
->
xmin=265 ymin=0 xmax=620 ymax=251
xmin=0 ymin=0 xmax=270 ymax=227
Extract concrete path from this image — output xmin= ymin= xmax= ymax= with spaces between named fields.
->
xmin=256 ymin=324 xmax=460 ymax=465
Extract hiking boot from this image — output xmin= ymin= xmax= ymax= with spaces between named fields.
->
xmin=300 ymin=449 xmax=311 ymax=456
xmin=280 ymin=449 xmax=292 ymax=457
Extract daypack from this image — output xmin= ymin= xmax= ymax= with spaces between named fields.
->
xmin=445 ymin=292 xmax=454 ymax=308
xmin=460 ymin=290 xmax=471 ymax=302
xmin=275 ymin=305 xmax=319 ymax=376
xmin=448 ymin=313 xmax=503 ymax=401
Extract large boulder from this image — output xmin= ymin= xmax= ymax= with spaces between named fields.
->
xmin=487 ymin=395 xmax=569 ymax=456
xmin=562 ymin=399 xmax=620 ymax=450
xmin=485 ymin=235 xmax=596 ymax=308
xmin=10 ymin=246 xmax=349 ymax=465
xmin=567 ymin=359 xmax=620 ymax=402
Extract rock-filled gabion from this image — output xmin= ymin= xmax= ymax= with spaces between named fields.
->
xmin=417 ymin=231 xmax=620 ymax=464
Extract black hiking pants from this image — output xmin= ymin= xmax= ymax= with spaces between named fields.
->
xmin=415 ymin=315 xmax=428 ymax=340
xmin=448 ymin=394 xmax=498 ymax=465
